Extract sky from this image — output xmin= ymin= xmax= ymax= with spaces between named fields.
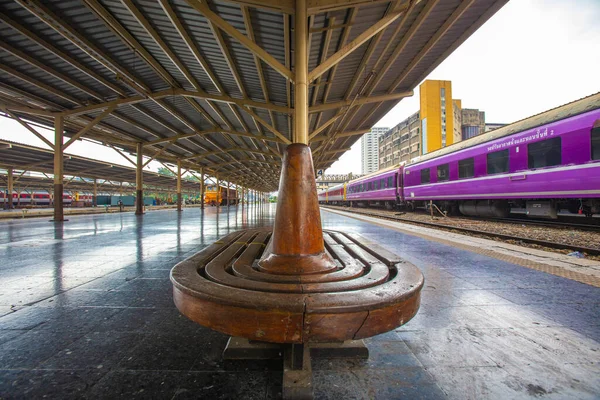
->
xmin=326 ymin=0 xmax=600 ymax=174
xmin=1 ymin=0 xmax=599 ymax=179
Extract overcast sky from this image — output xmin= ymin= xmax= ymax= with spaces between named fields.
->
xmin=1 ymin=0 xmax=599 ymax=178
xmin=327 ymin=0 xmax=600 ymax=174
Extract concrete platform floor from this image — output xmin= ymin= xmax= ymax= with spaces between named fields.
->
xmin=0 ymin=204 xmax=598 ymax=399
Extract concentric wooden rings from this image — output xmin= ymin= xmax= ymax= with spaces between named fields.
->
xmin=171 ymin=228 xmax=423 ymax=343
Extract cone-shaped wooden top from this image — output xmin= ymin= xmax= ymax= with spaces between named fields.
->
xmin=258 ymin=144 xmax=337 ymax=275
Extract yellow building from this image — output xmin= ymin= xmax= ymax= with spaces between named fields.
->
xmin=419 ymin=80 xmax=457 ymax=154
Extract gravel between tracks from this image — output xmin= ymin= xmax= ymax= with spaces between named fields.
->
xmin=322 ymin=205 xmax=600 ymax=260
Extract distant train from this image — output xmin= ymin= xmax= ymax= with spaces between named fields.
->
xmin=204 ymin=184 xmax=239 ymax=206
xmin=319 ymin=93 xmax=600 ymax=218
xmin=0 ymin=192 xmax=74 ymax=207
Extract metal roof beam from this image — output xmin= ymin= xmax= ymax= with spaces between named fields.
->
xmin=2 ymin=110 xmax=55 ymax=149
xmin=61 ymin=89 xmax=290 ymax=117
xmin=62 ymin=106 xmax=116 ymax=150
xmin=0 ymin=64 xmax=81 ymax=106
xmin=309 ymin=91 xmax=412 ymax=112
xmin=308 ymin=9 xmax=405 ymax=82
xmin=0 ymin=41 xmax=104 ymax=102
xmin=0 ymin=14 xmax=127 ymax=98
xmin=15 ymin=0 xmax=150 ymax=96
xmin=243 ymin=107 xmax=291 ymax=144
xmin=186 ymin=0 xmax=294 ymax=82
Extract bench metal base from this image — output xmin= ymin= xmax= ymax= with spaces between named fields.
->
xmin=223 ymin=337 xmax=369 ymax=400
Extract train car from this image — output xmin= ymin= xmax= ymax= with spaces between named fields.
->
xmin=204 ymin=184 xmax=238 ymax=206
xmin=403 ymin=93 xmax=600 ymax=218
xmin=318 ymin=183 xmax=346 ymax=205
xmin=0 ymin=192 xmax=72 ymax=207
xmin=346 ymin=165 xmax=402 ymax=209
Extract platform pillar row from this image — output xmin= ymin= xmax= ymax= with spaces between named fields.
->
xmin=176 ymin=159 xmax=182 ymax=212
xmin=53 ymin=115 xmax=64 ymax=222
xmin=135 ymin=142 xmax=144 ymax=215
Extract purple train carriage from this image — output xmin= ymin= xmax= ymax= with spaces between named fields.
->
xmin=319 ymin=92 xmax=600 ymax=218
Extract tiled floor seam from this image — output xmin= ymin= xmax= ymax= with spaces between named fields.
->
xmin=323 ymin=209 xmax=600 ymax=288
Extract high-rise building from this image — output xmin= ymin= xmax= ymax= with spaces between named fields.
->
xmin=361 ymin=126 xmax=388 ymax=174
xmin=378 ymin=80 xmax=501 ymax=169
xmin=420 ymin=80 xmax=457 ymax=154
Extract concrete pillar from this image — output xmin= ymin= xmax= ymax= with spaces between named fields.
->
xmin=200 ymin=168 xmax=205 ymax=210
xmin=177 ymin=159 xmax=182 ymax=212
xmin=53 ymin=116 xmax=64 ymax=221
xmin=7 ymin=167 xmax=13 ymax=210
xmin=135 ymin=142 xmax=144 ymax=215
xmin=93 ymin=179 xmax=97 ymax=207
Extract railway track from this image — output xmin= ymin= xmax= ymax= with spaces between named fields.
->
xmin=321 ymin=205 xmax=600 ymax=257
xmin=461 ymin=216 xmax=600 ymax=233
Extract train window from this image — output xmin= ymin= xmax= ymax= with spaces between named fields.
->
xmin=420 ymin=168 xmax=430 ymax=184
xmin=388 ymin=176 xmax=394 ymax=187
xmin=437 ymin=164 xmax=449 ymax=182
xmin=380 ymin=178 xmax=385 ymax=188
xmin=487 ymin=149 xmax=509 ymax=174
xmin=458 ymin=158 xmax=475 ymax=178
xmin=592 ymin=126 xmax=600 ymax=160
xmin=528 ymin=137 xmax=561 ymax=168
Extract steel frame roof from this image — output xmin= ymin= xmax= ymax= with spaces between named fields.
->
xmin=0 ymin=0 xmax=507 ymax=191
xmin=0 ymin=139 xmax=203 ymax=192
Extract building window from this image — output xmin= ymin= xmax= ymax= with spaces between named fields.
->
xmin=591 ymin=126 xmax=600 ymax=160
xmin=420 ymin=168 xmax=430 ymax=184
xmin=528 ymin=137 xmax=562 ymax=168
xmin=487 ymin=149 xmax=509 ymax=174
xmin=440 ymin=88 xmax=445 ymax=97
xmin=437 ymin=164 xmax=449 ymax=181
xmin=458 ymin=158 xmax=475 ymax=178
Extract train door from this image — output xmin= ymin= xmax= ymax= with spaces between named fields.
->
xmin=397 ymin=166 xmax=404 ymax=203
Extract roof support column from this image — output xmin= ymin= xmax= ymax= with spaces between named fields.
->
xmin=53 ymin=115 xmax=64 ymax=222
xmin=200 ymin=168 xmax=205 ymax=210
xmin=93 ymin=179 xmax=97 ymax=207
xmin=6 ymin=168 xmax=13 ymax=210
xmin=227 ymin=181 xmax=231 ymax=208
xmin=135 ymin=142 xmax=144 ymax=215
xmin=294 ymin=0 xmax=308 ymax=145
xmin=216 ymin=176 xmax=220 ymax=210
xmin=258 ymin=0 xmax=334 ymax=279
xmin=177 ymin=160 xmax=182 ymax=212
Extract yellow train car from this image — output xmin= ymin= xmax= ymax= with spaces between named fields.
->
xmin=204 ymin=185 xmax=238 ymax=206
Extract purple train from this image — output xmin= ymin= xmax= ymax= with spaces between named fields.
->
xmin=318 ymin=93 xmax=600 ymax=218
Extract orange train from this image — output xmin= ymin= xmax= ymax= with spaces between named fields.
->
xmin=204 ymin=185 xmax=238 ymax=206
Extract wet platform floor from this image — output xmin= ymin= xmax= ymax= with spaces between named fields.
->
xmin=0 ymin=205 xmax=598 ymax=399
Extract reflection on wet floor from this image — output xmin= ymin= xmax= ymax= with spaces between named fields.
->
xmin=0 ymin=204 xmax=599 ymax=399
